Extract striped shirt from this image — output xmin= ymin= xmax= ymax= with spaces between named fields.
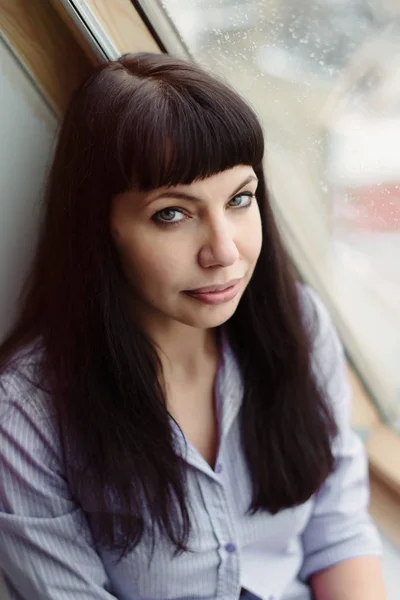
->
xmin=0 ymin=286 xmax=382 ymax=600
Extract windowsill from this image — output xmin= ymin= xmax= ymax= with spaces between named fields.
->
xmin=349 ymin=363 xmax=400 ymax=495
xmin=369 ymin=467 xmax=400 ymax=549
xmin=348 ymin=364 xmax=400 ymax=551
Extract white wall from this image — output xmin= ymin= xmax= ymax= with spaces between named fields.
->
xmin=0 ymin=37 xmax=57 ymax=341
xmin=0 ymin=36 xmax=58 ymax=600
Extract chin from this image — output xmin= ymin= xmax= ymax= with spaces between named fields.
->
xmin=183 ymin=302 xmax=240 ymax=329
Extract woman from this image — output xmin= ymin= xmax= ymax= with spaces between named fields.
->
xmin=0 ymin=53 xmax=385 ymax=600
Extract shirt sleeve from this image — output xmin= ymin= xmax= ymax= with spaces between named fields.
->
xmin=299 ymin=286 xmax=383 ymax=582
xmin=0 ymin=372 xmax=117 ymax=600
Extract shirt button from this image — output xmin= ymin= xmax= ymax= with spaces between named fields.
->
xmin=215 ymin=463 xmax=223 ymax=474
xmin=225 ymin=542 xmax=236 ymax=553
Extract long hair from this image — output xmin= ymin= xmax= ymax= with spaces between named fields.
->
xmin=0 ymin=53 xmax=337 ymax=560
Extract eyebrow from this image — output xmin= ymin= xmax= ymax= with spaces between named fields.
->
xmin=150 ymin=174 xmax=259 ymax=204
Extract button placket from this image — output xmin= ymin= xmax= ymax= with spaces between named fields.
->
xmin=198 ymin=476 xmax=240 ymax=600
xmin=215 ymin=486 xmax=241 ymax=599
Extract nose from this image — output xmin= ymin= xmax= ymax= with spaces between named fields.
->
xmin=198 ymin=220 xmax=239 ymax=269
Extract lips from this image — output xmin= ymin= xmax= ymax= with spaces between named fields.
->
xmin=183 ymin=278 xmax=243 ymax=306
xmin=186 ymin=278 xmax=242 ymax=294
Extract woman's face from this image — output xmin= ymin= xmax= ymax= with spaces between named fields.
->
xmin=110 ymin=165 xmax=262 ymax=331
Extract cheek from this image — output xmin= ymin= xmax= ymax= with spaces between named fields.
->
xmin=115 ymin=230 xmax=185 ymax=290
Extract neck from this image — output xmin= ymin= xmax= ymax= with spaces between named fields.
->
xmin=148 ymin=321 xmax=219 ymax=381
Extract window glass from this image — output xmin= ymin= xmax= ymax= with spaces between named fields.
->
xmin=160 ymin=0 xmax=400 ymax=429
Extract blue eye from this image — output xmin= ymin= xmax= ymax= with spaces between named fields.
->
xmin=228 ymin=193 xmax=254 ymax=208
xmin=154 ymin=208 xmax=185 ymax=224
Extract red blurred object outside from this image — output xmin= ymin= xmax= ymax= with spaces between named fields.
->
xmin=334 ymin=183 xmax=400 ymax=233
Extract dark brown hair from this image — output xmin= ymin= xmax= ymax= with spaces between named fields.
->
xmin=0 ymin=53 xmax=337 ymax=560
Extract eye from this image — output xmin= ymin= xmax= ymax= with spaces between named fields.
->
xmin=228 ymin=192 xmax=254 ymax=208
xmin=153 ymin=208 xmax=186 ymax=225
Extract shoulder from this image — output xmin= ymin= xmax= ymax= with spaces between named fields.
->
xmin=297 ymin=282 xmax=336 ymax=347
xmin=0 ymin=344 xmax=74 ymax=520
xmin=297 ymin=282 xmax=350 ymax=410
xmin=1 ymin=339 xmax=47 ymax=401
xmin=0 ymin=341 xmax=59 ymax=467
xmin=297 ymin=282 xmax=343 ymax=359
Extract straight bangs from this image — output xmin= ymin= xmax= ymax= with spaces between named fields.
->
xmin=114 ymin=69 xmax=265 ymax=191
